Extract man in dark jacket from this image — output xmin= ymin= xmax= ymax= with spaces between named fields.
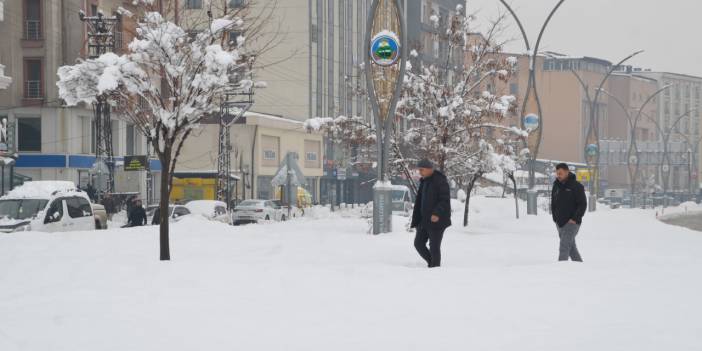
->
xmin=551 ymin=163 xmax=587 ymax=262
xmin=410 ymin=159 xmax=451 ymax=268
xmin=127 ymin=199 xmax=147 ymax=227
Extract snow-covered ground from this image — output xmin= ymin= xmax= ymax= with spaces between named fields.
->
xmin=1 ymin=196 xmax=701 ymax=350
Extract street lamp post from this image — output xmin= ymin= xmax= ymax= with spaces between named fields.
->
xmin=598 ymin=85 xmax=669 ymax=205
xmin=646 ymin=110 xmax=691 ymax=207
xmin=570 ymin=51 xmax=643 ymax=211
xmin=365 ymin=0 xmax=406 ymax=234
xmin=500 ymin=0 xmax=566 ymax=215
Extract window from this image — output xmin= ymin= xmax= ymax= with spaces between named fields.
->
xmin=261 ymin=135 xmax=280 ymax=167
xmin=24 ymin=0 xmax=42 ymax=40
xmin=510 ymin=83 xmax=518 ymax=95
xmin=215 ymin=206 xmax=227 ymax=216
xmin=24 ymin=58 xmax=43 ymax=99
xmin=111 ymin=120 xmax=119 ymax=156
xmin=263 ymin=150 xmax=276 ymax=160
xmin=185 ymin=0 xmax=202 ymax=9
xmin=229 ymin=0 xmax=246 ymax=8
xmin=433 ymin=40 xmax=439 ymax=58
xmin=45 ymin=199 xmax=63 ymax=223
xmin=80 ymin=116 xmax=92 ymax=154
xmin=304 ymin=140 xmax=321 ymax=168
xmin=173 ymin=207 xmax=190 ymax=217
xmin=126 ymin=123 xmax=135 ymax=156
xmin=66 ymin=197 xmax=92 ymax=218
xmin=228 ymin=31 xmax=242 ymax=46
xmin=18 ymin=118 xmax=41 ymax=152
xmin=90 ymin=4 xmax=98 ymax=16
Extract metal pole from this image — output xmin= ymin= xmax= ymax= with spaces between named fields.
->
xmin=366 ymin=0 xmax=406 ymax=234
xmin=500 ymin=0 xmax=566 ymax=216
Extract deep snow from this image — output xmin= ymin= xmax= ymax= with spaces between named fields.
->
xmin=0 ymin=196 xmax=701 ymax=350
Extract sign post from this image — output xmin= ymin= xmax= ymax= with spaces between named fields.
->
xmin=365 ymin=0 xmax=406 ymax=234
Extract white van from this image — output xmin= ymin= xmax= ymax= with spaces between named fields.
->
xmin=0 ymin=181 xmax=98 ymax=233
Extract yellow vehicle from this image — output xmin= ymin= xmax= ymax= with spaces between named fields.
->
xmin=274 ymin=186 xmax=312 ymax=208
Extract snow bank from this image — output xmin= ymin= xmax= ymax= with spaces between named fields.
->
xmin=3 ymin=181 xmax=77 ymax=199
xmin=1 ymin=197 xmax=701 ymax=350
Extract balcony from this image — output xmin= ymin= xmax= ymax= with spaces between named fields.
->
xmin=114 ymin=31 xmax=123 ymax=52
xmin=24 ymin=80 xmax=42 ymax=99
xmin=22 ymin=20 xmax=43 ymax=48
xmin=24 ymin=20 xmax=41 ymax=40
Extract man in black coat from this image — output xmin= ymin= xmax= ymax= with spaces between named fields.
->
xmin=410 ymin=159 xmax=451 ymax=268
xmin=127 ymin=199 xmax=148 ymax=227
xmin=551 ymin=163 xmax=587 ymax=262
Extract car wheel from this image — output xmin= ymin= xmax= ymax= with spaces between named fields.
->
xmin=281 ymin=215 xmax=286 ymax=221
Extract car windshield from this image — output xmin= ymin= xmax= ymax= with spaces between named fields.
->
xmin=0 ymin=199 xmax=49 ymax=220
xmin=391 ymin=190 xmax=406 ymax=202
xmin=238 ymin=200 xmax=263 ymax=207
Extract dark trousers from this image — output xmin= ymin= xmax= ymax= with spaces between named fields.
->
xmin=557 ymin=223 xmax=583 ymax=262
xmin=414 ymin=226 xmax=445 ymax=267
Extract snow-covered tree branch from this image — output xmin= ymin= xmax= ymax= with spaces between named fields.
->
xmin=57 ymin=2 xmax=271 ymax=260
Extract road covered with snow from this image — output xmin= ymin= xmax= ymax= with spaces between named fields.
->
xmin=1 ymin=196 xmax=701 ymax=350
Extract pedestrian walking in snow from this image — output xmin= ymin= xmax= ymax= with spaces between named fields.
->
xmin=410 ymin=159 xmax=451 ymax=268
xmin=551 ymin=163 xmax=587 ymax=262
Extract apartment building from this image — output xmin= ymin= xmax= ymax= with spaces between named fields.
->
xmin=636 ymin=71 xmax=702 ymax=194
xmin=0 ymin=1 xmax=10 ymax=90
xmin=0 ymin=0 xmax=154 ymax=197
xmin=176 ymin=111 xmax=325 ymax=203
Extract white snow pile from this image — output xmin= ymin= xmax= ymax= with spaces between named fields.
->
xmin=0 ymin=196 xmax=701 ymax=350
xmin=184 ymin=200 xmax=226 ymax=218
xmin=3 ymin=181 xmax=77 ymax=199
xmin=656 ymin=201 xmax=702 ymax=220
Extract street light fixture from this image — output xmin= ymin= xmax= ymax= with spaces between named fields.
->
xmin=499 ymin=0 xmax=567 ymax=216
xmin=570 ymin=50 xmax=643 ymax=211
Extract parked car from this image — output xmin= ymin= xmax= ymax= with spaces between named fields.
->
xmin=390 ymin=185 xmax=414 ymax=215
xmin=93 ymin=203 xmax=108 ymax=229
xmin=232 ymin=199 xmax=283 ymax=225
xmin=0 ymin=181 xmax=102 ymax=233
xmin=147 ymin=204 xmax=191 ymax=225
xmin=271 ymin=200 xmax=303 ymax=219
xmin=185 ymin=200 xmax=230 ymax=224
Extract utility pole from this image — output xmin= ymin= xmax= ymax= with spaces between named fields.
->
xmin=80 ymin=9 xmax=119 ymax=200
xmin=216 ymin=63 xmax=254 ymax=209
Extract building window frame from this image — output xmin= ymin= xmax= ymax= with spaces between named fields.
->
xmin=23 ymin=57 xmax=43 ymax=100
xmin=23 ymin=0 xmax=43 ymax=40
xmin=17 ymin=117 xmax=42 ymax=152
xmin=185 ymin=0 xmax=202 ymax=9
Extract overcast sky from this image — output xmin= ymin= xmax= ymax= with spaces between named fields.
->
xmin=467 ymin=0 xmax=702 ymax=76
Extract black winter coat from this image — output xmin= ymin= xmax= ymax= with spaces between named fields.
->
xmin=411 ymin=170 xmax=452 ymax=230
xmin=551 ymin=172 xmax=587 ymax=228
xmin=128 ymin=206 xmax=148 ymax=227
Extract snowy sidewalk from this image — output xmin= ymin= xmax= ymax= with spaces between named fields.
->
xmin=0 ymin=197 xmax=700 ymax=350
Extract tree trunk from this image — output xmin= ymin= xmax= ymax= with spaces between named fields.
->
xmin=463 ymin=174 xmax=480 ymax=227
xmin=159 ymin=157 xmax=171 ymax=261
xmin=509 ymin=173 xmax=519 ymax=219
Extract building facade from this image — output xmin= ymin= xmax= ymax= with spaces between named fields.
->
xmin=176 ymin=112 xmax=325 ymax=204
xmin=0 ymin=0 xmax=155 ymax=199
xmin=636 ymin=71 xmax=702 ymax=195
